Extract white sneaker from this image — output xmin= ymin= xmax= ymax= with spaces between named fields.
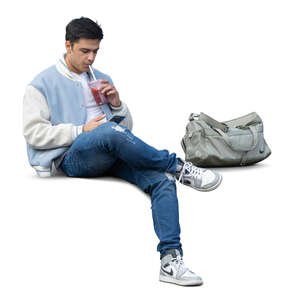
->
xmin=159 ymin=249 xmax=203 ymax=286
xmin=176 ymin=158 xmax=222 ymax=192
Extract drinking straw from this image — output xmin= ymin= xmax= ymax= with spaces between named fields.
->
xmin=89 ymin=65 xmax=97 ymax=81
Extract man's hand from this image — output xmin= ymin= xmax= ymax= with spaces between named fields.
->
xmin=98 ymin=79 xmax=121 ymax=107
xmin=82 ymin=115 xmax=106 ymax=132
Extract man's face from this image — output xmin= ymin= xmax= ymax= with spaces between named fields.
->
xmin=65 ymin=38 xmax=100 ymax=74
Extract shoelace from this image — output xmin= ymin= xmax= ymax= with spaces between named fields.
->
xmin=171 ymin=255 xmax=193 ymax=276
xmin=178 ymin=162 xmax=204 ymax=183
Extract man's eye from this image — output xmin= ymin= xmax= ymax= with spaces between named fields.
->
xmin=81 ymin=50 xmax=98 ymax=54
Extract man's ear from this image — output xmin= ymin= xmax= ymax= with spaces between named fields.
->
xmin=65 ymin=41 xmax=73 ymax=54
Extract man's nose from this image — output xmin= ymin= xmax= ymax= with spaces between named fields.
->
xmin=87 ymin=52 xmax=95 ymax=62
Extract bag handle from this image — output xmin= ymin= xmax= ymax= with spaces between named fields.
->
xmin=189 ymin=112 xmax=259 ymax=151
xmin=190 ymin=113 xmax=228 ymax=132
xmin=215 ymin=125 xmax=259 ymax=152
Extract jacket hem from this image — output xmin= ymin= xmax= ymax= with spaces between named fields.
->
xmin=33 ymin=166 xmax=52 ymax=177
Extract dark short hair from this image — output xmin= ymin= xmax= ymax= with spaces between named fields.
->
xmin=65 ymin=17 xmax=104 ymax=46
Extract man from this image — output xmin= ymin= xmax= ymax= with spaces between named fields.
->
xmin=23 ymin=17 xmax=222 ymax=286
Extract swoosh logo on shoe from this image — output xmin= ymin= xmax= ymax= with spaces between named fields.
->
xmin=161 ymin=266 xmax=173 ymax=276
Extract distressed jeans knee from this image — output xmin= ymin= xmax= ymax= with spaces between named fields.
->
xmin=89 ymin=122 xmax=177 ymax=173
xmin=92 ymin=122 xmax=133 ymax=150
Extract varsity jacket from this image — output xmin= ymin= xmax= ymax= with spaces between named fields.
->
xmin=23 ymin=55 xmax=133 ymax=177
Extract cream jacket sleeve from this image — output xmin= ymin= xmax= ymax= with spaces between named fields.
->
xmin=23 ymin=85 xmax=84 ymax=149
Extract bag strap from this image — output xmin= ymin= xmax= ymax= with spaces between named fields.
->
xmin=189 ymin=113 xmax=200 ymax=121
xmin=215 ymin=125 xmax=259 ymax=152
xmin=197 ymin=113 xmax=229 ymax=132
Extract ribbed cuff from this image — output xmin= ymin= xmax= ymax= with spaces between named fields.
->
xmin=110 ymin=101 xmax=123 ymax=111
xmin=72 ymin=125 xmax=83 ymax=141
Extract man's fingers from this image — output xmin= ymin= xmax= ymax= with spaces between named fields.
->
xmin=92 ymin=114 xmax=106 ymax=122
xmin=100 ymin=79 xmax=109 ymax=84
xmin=106 ymin=91 xmax=115 ymax=96
xmin=100 ymin=86 xmax=114 ymax=95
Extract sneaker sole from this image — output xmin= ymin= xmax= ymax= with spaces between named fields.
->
xmin=159 ymin=274 xmax=203 ymax=286
xmin=185 ymin=174 xmax=223 ymax=192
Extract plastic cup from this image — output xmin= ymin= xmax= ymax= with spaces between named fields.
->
xmin=88 ymin=80 xmax=109 ymax=105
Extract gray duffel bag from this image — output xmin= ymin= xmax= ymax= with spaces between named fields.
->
xmin=181 ymin=112 xmax=271 ymax=167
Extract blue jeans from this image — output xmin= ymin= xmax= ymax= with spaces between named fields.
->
xmin=60 ymin=122 xmax=183 ymax=258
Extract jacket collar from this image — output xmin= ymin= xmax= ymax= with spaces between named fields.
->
xmin=56 ymin=53 xmax=93 ymax=82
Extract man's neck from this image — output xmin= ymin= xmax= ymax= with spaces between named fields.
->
xmin=64 ymin=53 xmax=82 ymax=75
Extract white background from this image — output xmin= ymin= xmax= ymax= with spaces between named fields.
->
xmin=0 ymin=0 xmax=289 ymax=299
